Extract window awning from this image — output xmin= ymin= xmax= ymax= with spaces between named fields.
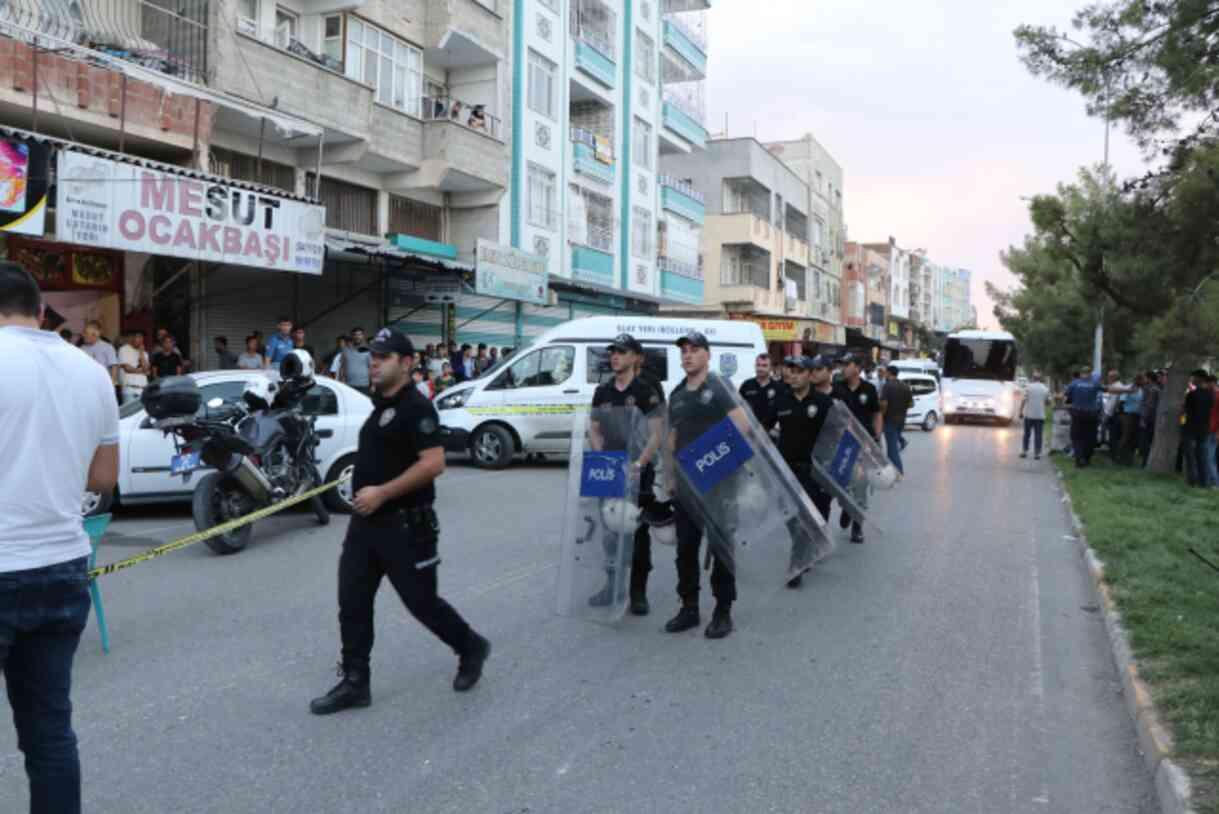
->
xmin=324 ymin=234 xmax=475 ymax=273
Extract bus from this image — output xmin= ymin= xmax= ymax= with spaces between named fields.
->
xmin=941 ymin=329 xmax=1020 ymax=425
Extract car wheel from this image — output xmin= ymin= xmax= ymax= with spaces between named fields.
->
xmin=922 ymin=412 xmax=938 ymax=432
xmin=323 ymin=455 xmax=357 ymax=514
xmin=471 ymin=424 xmax=515 ymax=470
xmin=82 ymin=489 xmax=114 ymax=517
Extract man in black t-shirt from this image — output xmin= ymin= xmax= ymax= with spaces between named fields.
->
xmin=665 ymin=332 xmax=748 ymax=640
xmin=832 ymin=353 xmax=882 ymax=544
xmin=739 ymin=353 xmax=788 ymax=428
xmin=1182 ymin=369 xmax=1216 ymax=487
xmin=588 ymin=334 xmax=664 ymax=615
xmin=311 ymin=329 xmax=491 ymax=716
xmin=773 ymin=355 xmax=837 ymax=588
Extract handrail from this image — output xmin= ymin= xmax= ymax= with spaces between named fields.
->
xmin=422 ymin=94 xmax=503 ymax=139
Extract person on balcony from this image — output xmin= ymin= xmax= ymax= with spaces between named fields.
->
xmin=468 ymin=105 xmax=487 ymax=131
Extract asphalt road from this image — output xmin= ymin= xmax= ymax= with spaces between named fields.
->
xmin=0 ymin=425 xmax=1157 ymax=813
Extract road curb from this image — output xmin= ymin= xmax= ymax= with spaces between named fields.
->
xmin=1057 ymin=471 xmax=1196 ymax=814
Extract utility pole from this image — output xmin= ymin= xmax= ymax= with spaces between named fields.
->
xmin=1093 ymin=79 xmax=1111 ymax=375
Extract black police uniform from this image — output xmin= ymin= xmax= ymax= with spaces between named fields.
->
xmin=591 ymin=375 xmax=664 ymax=606
xmin=314 ymin=364 xmax=488 ymax=713
xmin=739 ymin=376 xmax=789 ymax=428
xmin=668 ymin=375 xmax=738 ymax=611
xmin=774 ymin=386 xmax=836 ymax=520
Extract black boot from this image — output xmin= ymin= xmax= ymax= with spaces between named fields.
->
xmin=664 ymin=604 xmax=700 ymax=633
xmin=629 ymin=571 xmax=650 ymax=616
xmin=309 ymin=663 xmax=370 ymax=715
xmin=839 ymin=508 xmax=852 ymax=529
xmin=704 ymin=604 xmax=734 ymax=639
xmin=850 ymin=523 xmax=865 ymax=544
xmin=786 ymin=572 xmax=804 ymax=589
xmin=453 ymin=632 xmax=491 ymax=692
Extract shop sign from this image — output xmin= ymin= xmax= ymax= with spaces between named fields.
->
xmin=729 ymin=314 xmax=798 ymax=341
xmin=55 ymin=151 xmax=326 ymax=274
xmin=888 ymin=320 xmax=899 ymax=338
xmin=815 ymin=321 xmax=836 ymax=342
xmin=388 ymin=273 xmax=461 ymax=305
xmin=0 ymin=138 xmax=50 ymax=236
xmin=476 ymin=239 xmax=547 ymax=305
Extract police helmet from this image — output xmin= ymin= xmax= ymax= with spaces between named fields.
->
xmin=242 ymin=376 xmax=280 ymax=411
xmin=599 ymin=499 xmax=641 ymax=533
xmin=280 ymin=348 xmax=315 ymax=381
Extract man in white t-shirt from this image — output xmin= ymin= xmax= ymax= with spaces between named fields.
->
xmin=117 ymin=330 xmax=150 ymax=404
xmin=0 ymin=263 xmax=119 ymax=814
xmin=1019 ymin=370 xmax=1051 ymax=460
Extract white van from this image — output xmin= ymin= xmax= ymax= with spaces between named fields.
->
xmin=898 ymin=372 xmax=943 ymax=431
xmin=435 ymin=316 xmax=768 ymax=468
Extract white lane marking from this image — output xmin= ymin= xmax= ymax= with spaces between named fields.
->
xmin=1029 ymin=543 xmax=1051 ymax=808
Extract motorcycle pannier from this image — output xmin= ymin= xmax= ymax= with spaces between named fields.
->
xmin=141 ymin=376 xmax=201 ymax=419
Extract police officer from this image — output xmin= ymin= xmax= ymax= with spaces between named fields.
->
xmin=739 ymin=353 xmax=788 ymax=427
xmin=772 ymin=355 xmax=836 ymax=588
xmin=311 ymin=328 xmax=490 ymax=715
xmin=832 ymin=353 xmax=883 ymax=544
xmin=665 ymin=331 xmax=750 ymax=639
xmin=588 ymin=333 xmax=664 ymax=615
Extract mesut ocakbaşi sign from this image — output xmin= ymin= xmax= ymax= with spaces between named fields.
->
xmin=55 ymin=150 xmax=326 ymax=274
xmin=476 ymin=239 xmax=548 ymax=305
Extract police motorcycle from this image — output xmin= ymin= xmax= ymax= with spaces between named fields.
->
xmin=140 ymin=350 xmax=333 ymax=554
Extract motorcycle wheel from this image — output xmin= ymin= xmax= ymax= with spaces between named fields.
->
xmin=306 ymin=464 xmax=330 ymax=526
xmin=193 ymin=472 xmax=253 ymax=554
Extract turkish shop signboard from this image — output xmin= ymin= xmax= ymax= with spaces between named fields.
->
xmin=0 ymin=136 xmax=50 ymax=236
xmin=55 ymin=151 xmax=326 ymax=274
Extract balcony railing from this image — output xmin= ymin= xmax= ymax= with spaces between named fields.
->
xmin=658 ymin=174 xmax=703 ymax=203
xmin=665 ymin=12 xmax=705 ymax=50
xmin=422 ymin=95 xmax=503 ymax=140
xmin=658 ymin=255 xmax=701 ymax=280
xmin=0 ymin=0 xmax=210 ymax=84
xmin=569 ymin=0 xmax=616 ymax=59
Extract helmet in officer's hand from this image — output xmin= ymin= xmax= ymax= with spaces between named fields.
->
xmin=280 ymin=348 xmax=315 ymax=382
xmin=599 ymin=499 xmax=640 ymax=533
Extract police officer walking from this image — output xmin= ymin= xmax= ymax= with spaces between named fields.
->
xmin=311 ymin=328 xmax=490 ymax=715
xmin=588 ymin=333 xmax=664 ymax=615
xmin=832 ymin=353 xmax=883 ymax=544
xmin=739 ymin=353 xmax=788 ymax=427
xmin=665 ymin=331 xmax=749 ymax=639
xmin=772 ymin=355 xmax=836 ymax=588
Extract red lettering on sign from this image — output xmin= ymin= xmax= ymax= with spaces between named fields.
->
xmin=243 ymin=231 xmax=262 ymax=259
xmin=223 ymin=227 xmax=242 ymax=254
xmin=198 ymin=223 xmax=222 ymax=253
xmin=149 ymin=215 xmax=172 ymax=245
xmin=172 ymin=218 xmax=197 ymax=250
xmin=179 ymin=181 xmax=203 ymax=217
xmin=140 ymin=173 xmax=175 ymax=212
xmin=118 ymin=210 xmax=144 ymax=240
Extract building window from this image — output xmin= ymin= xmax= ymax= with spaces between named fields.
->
xmin=721 ymin=246 xmax=769 ymax=288
xmin=635 ymin=30 xmax=655 ymax=84
xmin=632 ymin=117 xmax=652 ymax=170
xmin=322 ymin=14 xmax=343 ymax=64
xmin=570 ymin=0 xmax=617 ymax=59
xmin=527 ymin=164 xmax=558 ymax=230
xmin=237 ymin=0 xmax=259 ymax=36
xmin=209 ymin=148 xmax=296 ymax=194
xmin=631 ymin=207 xmax=652 ymax=258
xmin=346 ymin=18 xmax=423 ymax=116
xmin=569 ymin=184 xmax=614 ymax=252
xmin=307 ymin=175 xmax=378 ymax=236
xmin=388 ymin=195 xmax=442 ymax=241
xmin=528 ymin=50 xmax=557 ymax=120
xmin=274 ymin=6 xmax=299 ymax=49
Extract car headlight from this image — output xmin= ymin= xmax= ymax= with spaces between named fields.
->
xmin=436 ymin=389 xmax=472 ymax=410
xmin=943 ymin=388 xmax=954 ymax=401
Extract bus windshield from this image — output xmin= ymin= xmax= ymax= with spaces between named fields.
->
xmin=942 ymin=337 xmax=1017 ymax=382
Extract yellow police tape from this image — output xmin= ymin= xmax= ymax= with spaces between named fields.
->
xmin=88 ymin=477 xmax=348 ymax=579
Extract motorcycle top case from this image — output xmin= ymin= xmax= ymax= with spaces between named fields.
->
xmin=555 ymin=405 xmax=649 ymax=624
xmin=665 ymin=373 xmax=833 ymax=581
xmin=141 ymin=375 xmax=201 ymax=419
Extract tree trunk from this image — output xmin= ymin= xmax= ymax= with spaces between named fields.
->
xmin=1146 ymin=366 xmax=1191 ymax=474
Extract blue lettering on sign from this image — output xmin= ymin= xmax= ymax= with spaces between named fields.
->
xmin=581 ymin=451 xmax=628 ymax=498
xmin=676 ymin=418 xmax=755 ymax=495
xmin=830 ymin=432 xmax=862 ymax=489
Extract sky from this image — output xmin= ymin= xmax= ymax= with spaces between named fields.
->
xmin=704 ymin=0 xmax=1148 ymax=329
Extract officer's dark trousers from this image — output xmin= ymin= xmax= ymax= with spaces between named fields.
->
xmin=1070 ymin=412 xmax=1099 ymax=465
xmin=673 ymin=502 xmax=736 ymax=607
xmin=338 ymin=511 xmax=473 ymax=671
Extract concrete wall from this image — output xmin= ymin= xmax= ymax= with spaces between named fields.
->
xmin=661 ymin=137 xmax=808 ymax=219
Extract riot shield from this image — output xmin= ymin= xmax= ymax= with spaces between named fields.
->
xmin=555 ymin=406 xmax=649 ymax=623
xmin=665 ymin=373 xmax=833 ymax=582
xmin=809 ymin=400 xmax=898 ymax=533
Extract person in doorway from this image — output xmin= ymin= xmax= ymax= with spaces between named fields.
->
xmin=739 ymin=353 xmax=788 ymax=428
xmin=878 ymin=365 xmax=913 ymax=476
xmin=833 ymin=354 xmax=882 ymax=544
xmin=1019 ymin=371 xmax=1051 ymax=460
xmin=213 ymin=336 xmax=239 ymax=370
xmin=265 ymin=318 xmax=294 ymax=368
xmin=237 ymin=335 xmax=265 ymax=370
xmin=150 ymin=334 xmax=183 ymax=379
xmin=80 ymin=320 xmax=119 ymax=401
xmin=340 ymin=328 xmax=372 ymax=395
xmin=309 ymin=328 xmax=491 ymax=715
xmin=0 ymin=263 xmax=120 ymax=814
xmin=117 ymin=329 xmax=151 ymax=404
xmin=291 ymin=326 xmax=315 ymax=364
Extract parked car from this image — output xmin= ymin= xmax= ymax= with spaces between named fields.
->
xmin=82 ymin=371 xmax=370 ymax=516
xmin=899 ymin=372 xmax=943 ymax=431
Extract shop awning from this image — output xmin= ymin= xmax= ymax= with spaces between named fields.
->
xmin=324 ymin=234 xmax=475 ymax=274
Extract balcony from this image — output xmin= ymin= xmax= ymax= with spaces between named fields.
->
xmin=662 ymin=0 xmax=711 ymax=10
xmin=425 ymin=0 xmax=506 ymax=68
xmin=659 ymin=263 xmax=703 ymax=304
xmin=713 ymin=212 xmax=775 ymax=252
xmin=659 ymin=176 xmax=705 ymax=224
xmin=786 ymin=233 xmax=810 ymax=265
xmin=571 ymin=129 xmax=615 ymax=186
xmin=661 ymin=101 xmax=708 ymax=149
xmin=574 ymin=39 xmax=616 ymax=88
xmin=663 ymin=18 xmax=707 ymax=77
xmin=572 ymin=245 xmax=615 ymax=286
xmin=571 ymin=0 xmax=617 ymax=88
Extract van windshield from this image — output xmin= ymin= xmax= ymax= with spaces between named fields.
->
xmin=476 ymin=338 xmax=536 ymax=380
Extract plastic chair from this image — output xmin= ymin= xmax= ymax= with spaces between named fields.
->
xmin=81 ymin=514 xmax=112 ymax=654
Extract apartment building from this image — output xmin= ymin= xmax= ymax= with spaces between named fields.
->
xmin=764 ymin=132 xmax=845 ymax=345
xmin=658 ymin=137 xmax=844 ymax=358
xmin=862 ymin=237 xmax=915 ymax=353
xmin=939 ymin=266 xmax=973 ymax=333
xmin=843 ymin=241 xmax=898 ymax=361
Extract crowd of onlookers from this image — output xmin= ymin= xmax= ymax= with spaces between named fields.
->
xmin=59 ymin=314 xmax=517 ymax=405
xmin=1059 ymin=366 xmax=1219 ymax=488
